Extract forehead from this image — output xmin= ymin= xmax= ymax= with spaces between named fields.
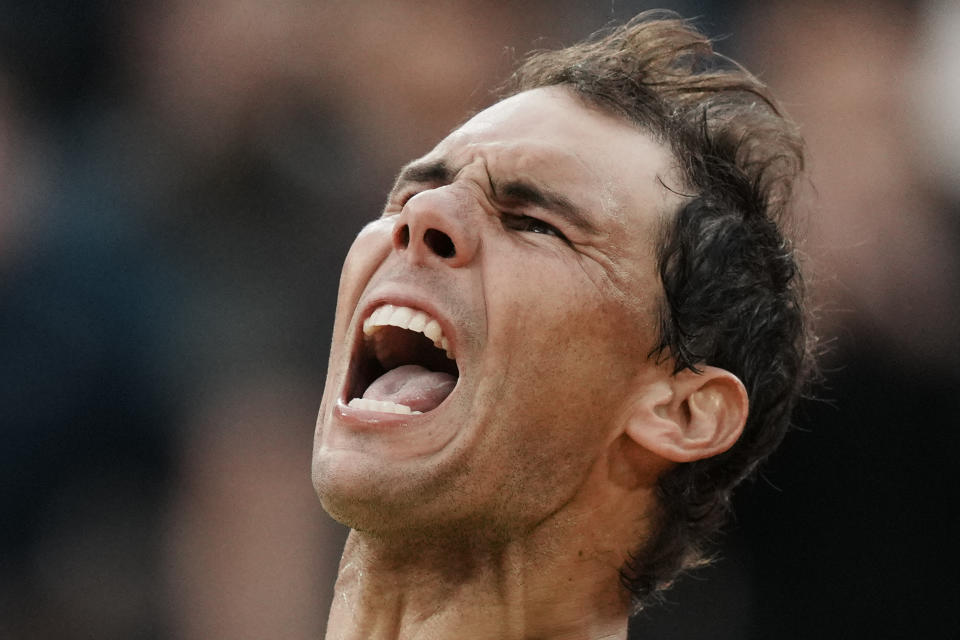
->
xmin=419 ymin=86 xmax=681 ymax=228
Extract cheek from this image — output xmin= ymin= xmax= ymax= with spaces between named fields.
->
xmin=343 ymin=219 xmax=394 ymax=280
xmin=335 ymin=221 xmax=393 ymax=321
xmin=317 ymin=223 xmax=392 ymax=417
xmin=483 ymin=259 xmax=643 ymax=420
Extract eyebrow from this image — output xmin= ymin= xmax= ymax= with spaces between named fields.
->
xmin=394 ymin=160 xmax=453 ymax=189
xmin=493 ymin=179 xmax=599 ymax=236
xmin=392 ymin=159 xmax=600 ymax=236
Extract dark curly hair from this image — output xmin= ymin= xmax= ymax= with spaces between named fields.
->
xmin=502 ymin=11 xmax=815 ymax=610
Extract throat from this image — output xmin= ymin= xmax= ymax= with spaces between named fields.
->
xmin=329 ymin=532 xmax=521 ymax=640
xmin=326 ymin=530 xmax=630 ymax=640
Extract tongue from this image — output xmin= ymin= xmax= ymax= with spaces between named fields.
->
xmin=362 ymin=364 xmax=456 ymax=413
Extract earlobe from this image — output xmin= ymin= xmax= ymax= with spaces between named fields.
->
xmin=623 ymin=366 xmax=748 ymax=464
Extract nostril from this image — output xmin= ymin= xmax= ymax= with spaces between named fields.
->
xmin=424 ymin=229 xmax=456 ymax=259
xmin=397 ymin=224 xmax=410 ymax=248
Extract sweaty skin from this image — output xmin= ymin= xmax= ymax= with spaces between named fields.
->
xmin=313 ymin=86 xmax=687 ymax=640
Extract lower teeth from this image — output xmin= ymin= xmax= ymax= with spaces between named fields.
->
xmin=347 ymin=398 xmax=421 ymax=415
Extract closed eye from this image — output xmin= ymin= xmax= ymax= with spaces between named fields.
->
xmin=502 ymin=213 xmax=569 ymax=243
xmin=398 ymin=190 xmax=420 ymax=207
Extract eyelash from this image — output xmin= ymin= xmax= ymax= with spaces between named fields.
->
xmin=501 ymin=213 xmax=568 ymax=243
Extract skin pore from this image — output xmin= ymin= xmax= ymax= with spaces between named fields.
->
xmin=313 ymin=87 xmax=748 ymax=640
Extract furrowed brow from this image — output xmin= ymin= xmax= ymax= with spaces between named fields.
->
xmin=392 ymin=159 xmax=453 ymax=193
xmin=495 ymin=179 xmax=599 ymax=235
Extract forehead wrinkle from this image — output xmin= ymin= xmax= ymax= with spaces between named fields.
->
xmin=472 ymin=140 xmax=609 ymax=223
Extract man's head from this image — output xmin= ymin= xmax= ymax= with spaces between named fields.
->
xmin=313 ymin=11 xmax=810 ymax=609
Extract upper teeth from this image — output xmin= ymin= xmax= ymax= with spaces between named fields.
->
xmin=362 ymin=304 xmax=453 ymax=358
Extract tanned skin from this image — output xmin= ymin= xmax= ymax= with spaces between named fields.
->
xmin=313 ymin=87 xmax=748 ymax=640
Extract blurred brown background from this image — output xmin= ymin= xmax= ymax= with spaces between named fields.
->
xmin=2 ymin=1 xmax=958 ymax=638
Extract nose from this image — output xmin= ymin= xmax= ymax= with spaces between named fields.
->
xmin=391 ymin=187 xmax=480 ymax=267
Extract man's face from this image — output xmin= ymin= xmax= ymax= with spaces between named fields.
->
xmin=313 ymin=86 xmax=681 ymax=536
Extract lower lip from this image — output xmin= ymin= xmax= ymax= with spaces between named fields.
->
xmin=333 ymin=400 xmax=428 ymax=430
xmin=327 ymin=398 xmax=460 ymax=460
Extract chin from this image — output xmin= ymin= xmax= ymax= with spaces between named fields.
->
xmin=312 ymin=441 xmax=550 ymax=548
xmin=312 ymin=458 xmax=398 ymax=531
xmin=311 ymin=438 xmax=461 ymax=534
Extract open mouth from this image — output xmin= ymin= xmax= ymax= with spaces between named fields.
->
xmin=345 ymin=304 xmax=459 ymax=415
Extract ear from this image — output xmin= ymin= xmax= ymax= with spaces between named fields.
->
xmin=623 ymin=366 xmax=748 ymax=463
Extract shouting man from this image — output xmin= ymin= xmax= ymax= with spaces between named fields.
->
xmin=312 ymin=12 xmax=812 ymax=640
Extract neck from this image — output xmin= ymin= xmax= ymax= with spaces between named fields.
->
xmin=325 ymin=531 xmax=629 ymax=640
xmin=323 ymin=478 xmax=653 ymax=640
